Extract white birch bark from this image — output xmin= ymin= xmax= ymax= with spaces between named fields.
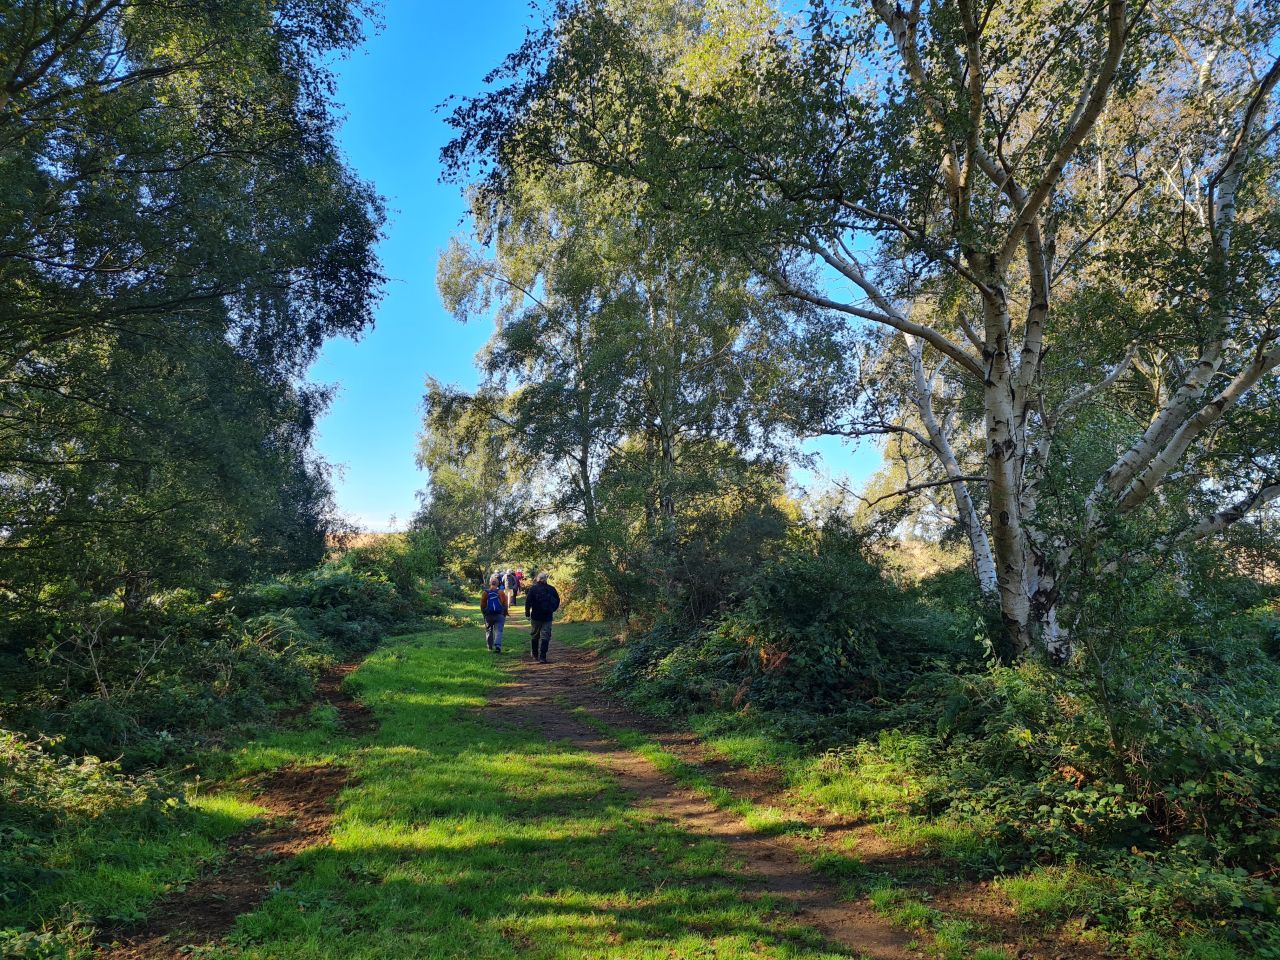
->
xmin=904 ymin=334 xmax=999 ymax=595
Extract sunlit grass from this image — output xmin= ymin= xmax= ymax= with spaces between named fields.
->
xmin=1 ymin=789 xmax=263 ymax=934
xmin=197 ymin=621 xmax=857 ymax=959
xmin=572 ymin=707 xmax=808 ymax=837
xmin=995 ymin=864 xmax=1108 ymax=921
xmin=867 ymin=883 xmax=1013 ymax=960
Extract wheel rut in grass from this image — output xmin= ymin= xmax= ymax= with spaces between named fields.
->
xmin=97 ymin=765 xmax=348 ymax=960
xmin=282 ymin=659 xmax=376 ymax=734
xmin=486 ymin=635 xmax=1109 ymax=960
xmin=98 ymin=661 xmax=371 ymax=959
xmin=483 ymin=641 xmax=917 ymax=960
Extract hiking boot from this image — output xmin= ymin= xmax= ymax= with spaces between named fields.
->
xmin=538 ymin=656 xmax=548 ymax=663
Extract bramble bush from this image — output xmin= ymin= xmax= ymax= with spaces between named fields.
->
xmin=0 ymin=728 xmax=177 ymax=934
xmin=0 ymin=532 xmax=446 ymax=949
xmin=611 ymin=520 xmax=1280 ymax=955
xmin=7 ymin=530 xmax=446 ymax=765
xmin=611 ymin=519 xmax=986 ymax=739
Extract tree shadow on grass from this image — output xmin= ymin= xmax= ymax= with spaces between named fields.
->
xmin=208 ymin=640 xmax=861 ymax=959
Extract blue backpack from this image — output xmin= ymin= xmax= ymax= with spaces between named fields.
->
xmin=484 ymin=588 xmax=504 ymax=615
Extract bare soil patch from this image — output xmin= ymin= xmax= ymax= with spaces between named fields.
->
xmin=96 ymin=657 xmax=373 ymax=960
xmin=283 ymin=660 xmax=375 ymax=734
xmin=97 ymin=764 xmax=349 ymax=960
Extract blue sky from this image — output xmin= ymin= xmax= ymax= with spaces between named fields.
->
xmin=309 ymin=0 xmax=881 ymax=531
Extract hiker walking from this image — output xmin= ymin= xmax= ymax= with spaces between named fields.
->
xmin=504 ymin=567 xmax=520 ymax=604
xmin=523 ymin=571 xmax=561 ymax=663
xmin=480 ymin=574 xmax=509 ymax=653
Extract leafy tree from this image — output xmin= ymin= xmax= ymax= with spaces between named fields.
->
xmin=0 ymin=0 xmax=385 ymax=629
xmin=443 ymin=0 xmax=1280 ymax=659
xmin=435 ymin=164 xmax=835 ymax=615
xmin=415 ymin=380 xmax=530 ymax=587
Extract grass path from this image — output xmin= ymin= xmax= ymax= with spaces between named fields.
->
xmin=95 ymin=611 xmax=1100 ymax=959
xmin=164 ymin=613 xmax=862 ymax=959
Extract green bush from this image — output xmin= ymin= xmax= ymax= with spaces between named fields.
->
xmin=6 ymin=540 xmax=445 ymax=767
xmin=332 ymin=530 xmax=449 ymax=618
xmin=0 ymin=729 xmax=177 ymax=910
xmin=610 ymin=524 xmax=1280 ymax=952
xmin=613 ymin=519 xmax=982 ymax=738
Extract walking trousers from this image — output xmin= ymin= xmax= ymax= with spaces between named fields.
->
xmin=529 ymin=619 xmax=552 ymax=659
xmin=485 ymin=615 xmax=505 ymax=651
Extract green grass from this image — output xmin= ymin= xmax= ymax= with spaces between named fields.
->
xmin=627 ymin=705 xmax=926 ymax=831
xmin=635 ymin=706 xmax=999 ymax=869
xmin=119 ymin=616 xmax=860 ymax=959
xmin=204 ymin=617 xmax=860 ymax=958
xmin=995 ymin=864 xmax=1107 ymax=921
xmin=866 ymin=883 xmax=1012 ymax=960
xmin=1 ymin=792 xmax=262 ymax=935
xmin=571 ymin=707 xmax=807 ymax=837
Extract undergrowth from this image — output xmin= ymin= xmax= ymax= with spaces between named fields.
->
xmin=607 ymin=521 xmax=1280 ymax=959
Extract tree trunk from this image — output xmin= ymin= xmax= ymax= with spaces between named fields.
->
xmin=121 ymin=571 xmax=150 ymax=615
xmin=979 ymin=289 xmax=1037 ymax=656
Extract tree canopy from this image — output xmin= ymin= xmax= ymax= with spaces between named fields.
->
xmin=1 ymin=0 xmax=386 ymax=633
xmin=443 ymin=0 xmax=1280 ymax=657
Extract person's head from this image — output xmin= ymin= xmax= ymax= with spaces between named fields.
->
xmin=536 ymin=571 xmax=549 ymax=583
xmin=489 ymin=575 xmax=500 ymax=587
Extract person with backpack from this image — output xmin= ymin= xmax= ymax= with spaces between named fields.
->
xmin=523 ymin=571 xmax=561 ymax=663
xmin=504 ymin=568 xmax=519 ymax=604
xmin=480 ymin=574 xmax=509 ymax=653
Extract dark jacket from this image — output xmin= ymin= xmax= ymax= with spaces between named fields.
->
xmin=524 ymin=582 xmax=561 ymax=622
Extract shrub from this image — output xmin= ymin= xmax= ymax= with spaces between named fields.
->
xmin=610 ymin=522 xmax=1280 ymax=951
xmin=7 ymin=543 xmax=444 ymax=766
xmin=0 ymin=729 xmax=177 ymax=909
xmin=613 ymin=519 xmax=982 ymax=739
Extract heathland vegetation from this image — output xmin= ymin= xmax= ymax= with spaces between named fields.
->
xmin=3 ymin=1 xmax=1279 ymax=959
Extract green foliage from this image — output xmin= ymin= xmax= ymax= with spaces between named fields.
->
xmin=714 ymin=522 xmax=973 ymax=712
xmin=0 ymin=728 xmax=177 ymax=923
xmin=414 ymin=382 xmax=530 ymax=587
xmin=0 ymin=0 xmax=385 ymax=666
xmin=0 ymin=730 xmax=173 ymax=831
xmin=613 ymin=518 xmax=982 ymax=736
xmin=7 ymin=542 xmax=442 ymax=768
xmin=430 ymin=156 xmax=844 ymax=618
xmin=610 ymin=523 xmax=1280 ymax=952
xmin=337 ymin=532 xmax=447 ymax=612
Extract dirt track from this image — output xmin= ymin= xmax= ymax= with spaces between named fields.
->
xmin=96 ymin=628 xmax=1107 ymax=960
xmin=484 ymin=638 xmax=918 ymax=960
xmin=96 ymin=662 xmax=370 ymax=960
xmin=485 ymin=630 xmax=1110 ymax=960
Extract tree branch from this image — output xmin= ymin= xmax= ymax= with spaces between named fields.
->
xmin=1159 ymin=482 xmax=1280 ymax=547
xmin=997 ymin=0 xmax=1130 ymax=273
